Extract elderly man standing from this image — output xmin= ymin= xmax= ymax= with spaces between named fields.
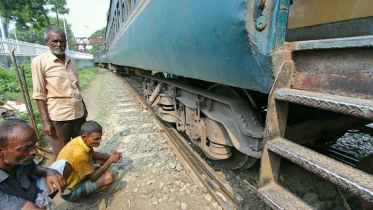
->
xmin=0 ymin=119 xmax=66 ymax=210
xmin=31 ymin=26 xmax=88 ymax=158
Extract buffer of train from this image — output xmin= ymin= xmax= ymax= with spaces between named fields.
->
xmin=95 ymin=0 xmax=373 ymax=209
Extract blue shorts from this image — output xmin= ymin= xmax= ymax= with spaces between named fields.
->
xmin=61 ymin=179 xmax=98 ymax=201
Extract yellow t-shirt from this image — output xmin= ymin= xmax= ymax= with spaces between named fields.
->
xmin=57 ymin=136 xmax=94 ymax=188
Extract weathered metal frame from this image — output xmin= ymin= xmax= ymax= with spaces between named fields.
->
xmin=258 ymin=42 xmax=373 ymax=210
xmin=257 ymin=60 xmax=313 ymax=209
xmin=143 ymin=76 xmax=264 ymax=159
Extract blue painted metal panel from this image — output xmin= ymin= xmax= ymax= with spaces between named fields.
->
xmin=106 ymin=0 xmax=290 ymax=93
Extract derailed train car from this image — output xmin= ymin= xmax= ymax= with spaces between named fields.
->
xmin=95 ymin=0 xmax=373 ymax=208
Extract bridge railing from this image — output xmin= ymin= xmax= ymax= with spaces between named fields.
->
xmin=0 ymin=38 xmax=93 ymax=60
xmin=0 ymin=38 xmax=49 ymax=56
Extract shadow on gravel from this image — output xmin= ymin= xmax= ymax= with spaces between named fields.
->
xmin=55 ymin=157 xmax=133 ymax=210
xmin=95 ymin=156 xmax=133 ymax=209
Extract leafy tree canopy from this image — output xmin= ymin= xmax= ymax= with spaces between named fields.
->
xmin=8 ymin=16 xmax=76 ymax=49
xmin=90 ymin=27 xmax=106 ymax=54
xmin=49 ymin=0 xmax=69 ymax=27
xmin=0 ymin=0 xmax=68 ymax=30
xmin=91 ymin=27 xmax=106 ymax=38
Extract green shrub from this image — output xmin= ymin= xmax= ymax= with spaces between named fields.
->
xmin=0 ymin=64 xmax=20 ymax=93
xmin=78 ymin=67 xmax=99 ymax=89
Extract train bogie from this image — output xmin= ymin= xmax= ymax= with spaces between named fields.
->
xmin=143 ymin=76 xmax=263 ymax=169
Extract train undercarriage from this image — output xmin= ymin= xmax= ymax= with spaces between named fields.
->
xmin=143 ymin=75 xmax=264 ymax=170
xmin=109 ymin=65 xmax=371 ymax=172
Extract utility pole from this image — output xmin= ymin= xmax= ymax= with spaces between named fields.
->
xmin=63 ymin=16 xmax=68 ymax=50
xmin=14 ymin=27 xmax=18 ymax=42
xmin=84 ymin=25 xmax=88 ymax=53
xmin=0 ymin=14 xmax=7 ymax=40
xmin=84 ymin=25 xmax=88 ymax=37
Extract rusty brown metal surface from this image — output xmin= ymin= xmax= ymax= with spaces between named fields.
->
xmin=268 ymin=138 xmax=373 ymax=203
xmin=276 ymin=88 xmax=373 ymax=120
xmin=258 ymin=60 xmax=300 ymax=208
xmin=75 ymin=37 xmax=105 ymax=52
xmin=292 ymin=48 xmax=373 ymax=99
xmin=258 ymin=184 xmax=313 ymax=210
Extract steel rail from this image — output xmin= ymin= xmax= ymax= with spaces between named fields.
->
xmin=117 ymin=75 xmax=244 ymax=210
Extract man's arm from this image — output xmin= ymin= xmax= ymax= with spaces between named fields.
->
xmin=31 ymin=59 xmax=53 ymax=136
xmin=0 ymin=192 xmax=41 ymax=210
xmin=35 ymin=165 xmax=66 ymax=194
xmin=36 ymin=100 xmax=55 ymax=136
xmin=21 ymin=201 xmax=43 ymax=210
xmin=82 ymin=99 xmax=88 ymax=119
xmin=93 ymin=151 xmax=111 ymax=161
xmin=87 ymin=151 xmax=122 ymax=182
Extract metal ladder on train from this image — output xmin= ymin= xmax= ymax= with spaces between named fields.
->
xmin=257 ymin=61 xmax=373 ymax=209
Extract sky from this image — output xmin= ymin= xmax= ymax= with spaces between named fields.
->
xmin=64 ymin=0 xmax=111 ymax=38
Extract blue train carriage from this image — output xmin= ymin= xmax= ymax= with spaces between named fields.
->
xmin=100 ymin=0 xmax=373 ymax=208
xmin=94 ymin=42 xmax=108 ymax=68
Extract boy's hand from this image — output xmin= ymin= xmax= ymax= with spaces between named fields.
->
xmin=109 ymin=151 xmax=122 ymax=163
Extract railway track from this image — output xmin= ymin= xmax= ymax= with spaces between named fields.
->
xmin=117 ymin=74 xmax=244 ymax=210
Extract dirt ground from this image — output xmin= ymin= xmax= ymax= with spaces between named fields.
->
xmin=42 ymin=68 xmax=222 ymax=210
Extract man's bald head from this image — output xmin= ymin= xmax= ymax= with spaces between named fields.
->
xmin=0 ymin=119 xmax=35 ymax=149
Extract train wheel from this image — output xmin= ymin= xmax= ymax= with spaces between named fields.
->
xmin=154 ymin=72 xmax=165 ymax=78
xmin=205 ymin=84 xmax=260 ymax=170
xmin=216 ymin=148 xmax=258 ymax=170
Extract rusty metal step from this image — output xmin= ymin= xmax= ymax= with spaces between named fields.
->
xmin=258 ymin=183 xmax=312 ymax=210
xmin=267 ymin=138 xmax=373 ymax=203
xmin=289 ymin=35 xmax=373 ymax=51
xmin=275 ymin=88 xmax=373 ymax=120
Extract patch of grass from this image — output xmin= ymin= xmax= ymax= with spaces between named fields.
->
xmin=78 ymin=67 xmax=99 ymax=89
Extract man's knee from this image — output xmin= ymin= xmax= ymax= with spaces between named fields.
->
xmin=105 ymin=171 xmax=115 ymax=184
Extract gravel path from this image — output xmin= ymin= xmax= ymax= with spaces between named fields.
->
xmin=54 ymin=69 xmax=222 ymax=210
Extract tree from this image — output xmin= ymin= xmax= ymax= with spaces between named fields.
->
xmin=49 ymin=0 xmax=69 ymax=27
xmin=8 ymin=16 xmax=76 ymax=49
xmin=8 ymin=30 xmax=45 ymax=44
xmin=90 ymin=27 xmax=106 ymax=54
xmin=0 ymin=0 xmax=68 ymax=30
xmin=90 ymin=27 xmax=106 ymax=38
